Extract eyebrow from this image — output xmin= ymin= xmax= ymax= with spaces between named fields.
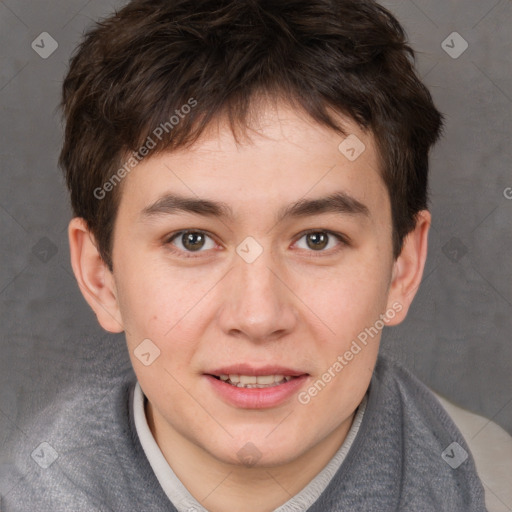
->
xmin=277 ymin=191 xmax=370 ymax=221
xmin=140 ymin=191 xmax=370 ymax=222
xmin=141 ymin=194 xmax=234 ymax=219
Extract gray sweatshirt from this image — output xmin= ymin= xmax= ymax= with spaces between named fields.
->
xmin=1 ymin=351 xmax=487 ymax=511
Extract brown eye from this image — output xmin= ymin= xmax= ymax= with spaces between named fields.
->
xmin=169 ymin=230 xmax=216 ymax=253
xmin=294 ymin=230 xmax=347 ymax=253
xmin=182 ymin=231 xmax=206 ymax=251
xmin=306 ymin=232 xmax=329 ymax=250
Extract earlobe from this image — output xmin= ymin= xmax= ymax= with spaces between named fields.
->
xmin=385 ymin=210 xmax=431 ymax=326
xmin=68 ymin=218 xmax=124 ymax=333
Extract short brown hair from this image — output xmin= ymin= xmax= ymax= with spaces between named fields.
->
xmin=59 ymin=0 xmax=443 ymax=269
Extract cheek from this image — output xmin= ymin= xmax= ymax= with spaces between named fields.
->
xmin=290 ymin=254 xmax=391 ymax=340
xmin=115 ymin=256 xmax=221 ymax=348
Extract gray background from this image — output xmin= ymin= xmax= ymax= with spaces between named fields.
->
xmin=1 ymin=0 xmax=511 ymax=500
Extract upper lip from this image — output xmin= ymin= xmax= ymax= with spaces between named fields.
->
xmin=206 ymin=364 xmax=308 ymax=377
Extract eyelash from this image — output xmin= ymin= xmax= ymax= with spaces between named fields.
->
xmin=164 ymin=229 xmax=349 ymax=258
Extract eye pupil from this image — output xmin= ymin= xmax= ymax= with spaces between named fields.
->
xmin=183 ymin=231 xmax=205 ymax=251
xmin=306 ymin=232 xmax=328 ymax=250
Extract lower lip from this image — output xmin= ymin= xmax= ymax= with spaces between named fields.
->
xmin=204 ymin=375 xmax=309 ymax=409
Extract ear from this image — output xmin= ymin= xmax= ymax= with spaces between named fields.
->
xmin=68 ymin=217 xmax=124 ymax=333
xmin=385 ymin=210 xmax=430 ymax=326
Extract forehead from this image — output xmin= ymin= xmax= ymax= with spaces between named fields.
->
xmin=118 ymin=101 xmax=388 ymax=221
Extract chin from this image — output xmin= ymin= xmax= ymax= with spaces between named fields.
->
xmin=206 ymin=433 xmax=307 ymax=469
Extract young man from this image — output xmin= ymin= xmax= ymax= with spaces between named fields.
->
xmin=4 ymin=0 xmax=489 ymax=510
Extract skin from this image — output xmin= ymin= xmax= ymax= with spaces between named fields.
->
xmin=69 ymin=101 xmax=430 ymax=512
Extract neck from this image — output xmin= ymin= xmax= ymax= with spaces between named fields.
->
xmin=145 ymin=401 xmax=355 ymax=512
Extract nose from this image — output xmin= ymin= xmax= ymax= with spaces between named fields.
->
xmin=217 ymin=249 xmax=298 ymax=343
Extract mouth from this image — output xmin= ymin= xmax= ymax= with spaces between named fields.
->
xmin=204 ymin=365 xmax=309 ymax=408
xmin=205 ymin=364 xmax=307 ymax=388
xmin=208 ymin=373 xmax=299 ymax=389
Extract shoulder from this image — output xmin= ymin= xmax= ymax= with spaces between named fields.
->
xmin=307 ymin=356 xmax=489 ymax=511
xmin=360 ymin=356 xmax=487 ymax=510
xmin=1 ymin=333 xmax=177 ymax=512
xmin=1 ymin=334 xmax=175 ymax=512
xmin=379 ymin=358 xmax=512 ymax=511
xmin=0 ymin=334 xmax=175 ymax=512
xmin=433 ymin=392 xmax=512 ymax=512
xmin=2 ymin=370 xmax=136 ymax=511
xmin=373 ymin=355 xmax=483 ymax=445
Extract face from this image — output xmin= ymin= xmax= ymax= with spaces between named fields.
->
xmin=75 ymin=102 xmax=423 ymax=469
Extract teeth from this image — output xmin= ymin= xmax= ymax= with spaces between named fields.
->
xmin=217 ymin=374 xmax=296 ymax=388
xmin=239 ymin=375 xmax=257 ymax=385
xmin=254 ymin=375 xmax=275 ymax=385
